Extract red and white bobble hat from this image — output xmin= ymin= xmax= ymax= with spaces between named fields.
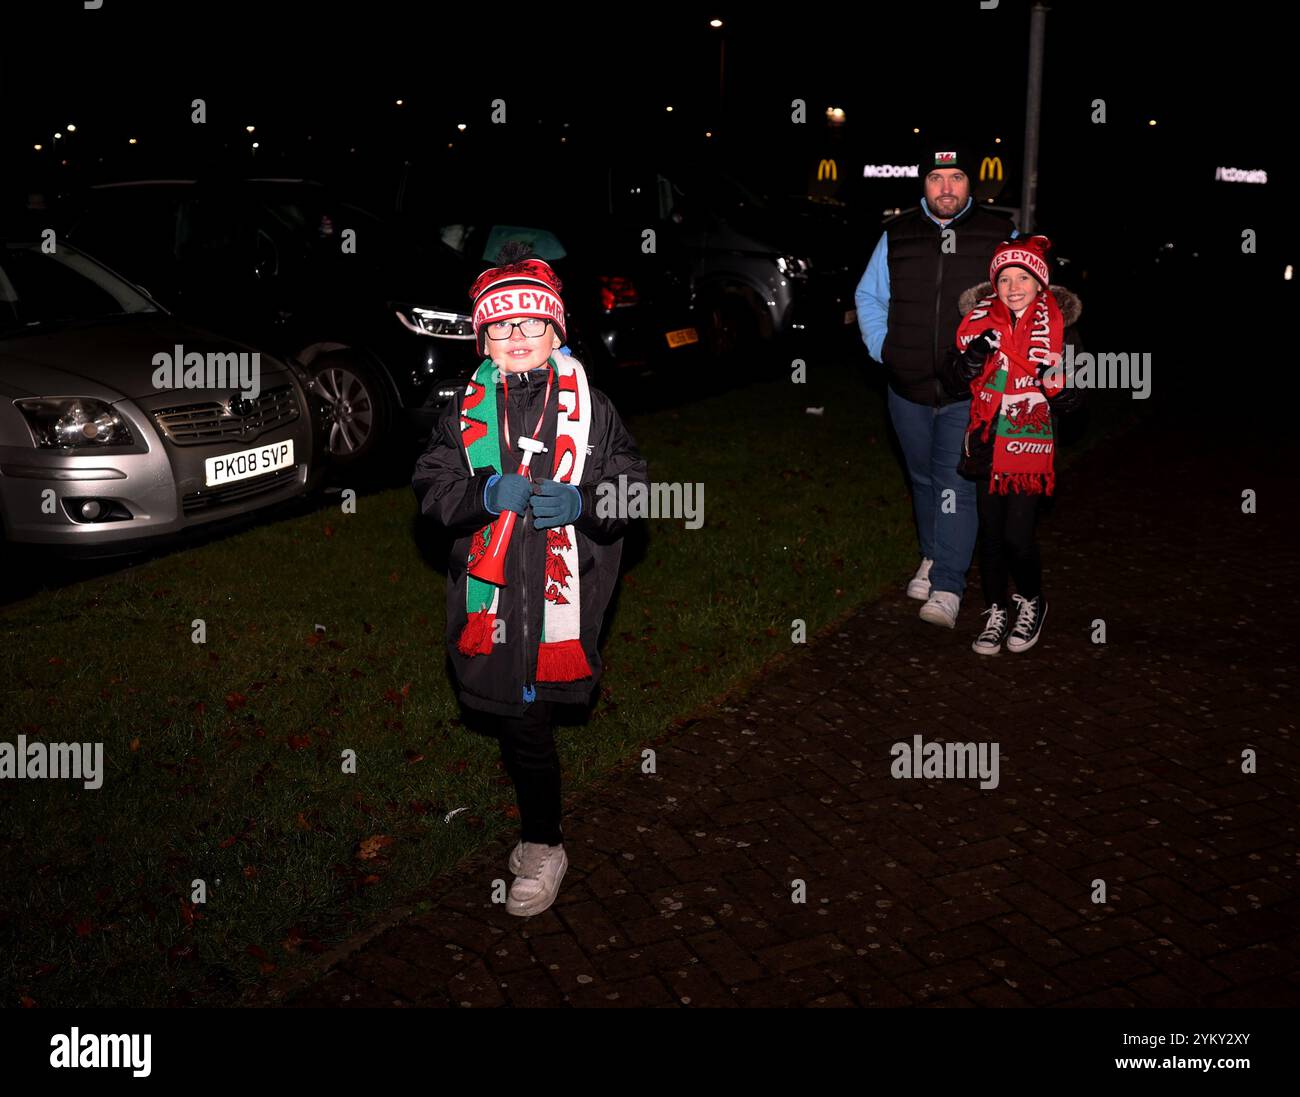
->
xmin=469 ymin=252 xmax=567 ymax=356
xmin=989 ymin=235 xmax=1052 ymax=289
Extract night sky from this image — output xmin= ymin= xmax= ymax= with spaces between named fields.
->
xmin=5 ymin=1 xmax=1290 ymax=274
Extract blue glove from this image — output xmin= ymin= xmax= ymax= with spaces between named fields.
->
xmin=530 ymin=478 xmax=582 ymax=528
xmin=484 ymin=472 xmax=532 ymax=516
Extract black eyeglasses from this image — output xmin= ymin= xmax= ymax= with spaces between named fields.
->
xmin=485 ymin=318 xmax=551 ymax=340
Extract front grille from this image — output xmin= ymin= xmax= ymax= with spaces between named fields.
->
xmin=182 ymin=466 xmax=299 ymax=515
xmin=153 ymin=384 xmax=299 ymax=445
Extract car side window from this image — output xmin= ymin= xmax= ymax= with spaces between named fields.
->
xmin=176 ymin=199 xmax=261 ymax=277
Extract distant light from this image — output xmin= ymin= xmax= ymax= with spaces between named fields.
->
xmin=1148 ymin=119 xmax=1157 ymax=126
xmin=912 ymin=127 xmax=920 ymax=134
xmin=994 ymin=136 xmax=1002 ymax=144
xmin=826 ymin=107 xmax=846 ymax=125
xmin=709 ymin=18 xmax=723 ymax=27
xmin=457 ymin=123 xmax=467 ymax=131
xmin=33 ymin=143 xmax=43 ymax=151
xmin=54 ymin=132 xmax=62 ymax=140
xmin=252 ymin=142 xmax=260 ymax=149
xmin=1286 ymin=265 xmax=1294 ymax=281
xmin=246 ymin=125 xmax=255 ymax=133
xmin=128 ymin=137 xmax=138 ymax=145
xmin=705 ymin=131 xmax=713 ymax=138
xmin=448 ymin=142 xmax=453 ymax=149
xmin=666 ymin=105 xmax=674 ymax=112
xmin=395 ymin=99 xmax=404 ymax=106
xmin=67 ymin=124 xmax=76 ymax=132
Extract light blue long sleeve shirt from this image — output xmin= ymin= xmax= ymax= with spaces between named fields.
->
xmin=855 ymin=197 xmax=1017 ymax=364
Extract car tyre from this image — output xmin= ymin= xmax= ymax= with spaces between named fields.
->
xmin=310 ymin=351 xmax=393 ymax=471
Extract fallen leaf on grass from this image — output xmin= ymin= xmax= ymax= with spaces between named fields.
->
xmin=355 ymin=834 xmax=394 ymax=861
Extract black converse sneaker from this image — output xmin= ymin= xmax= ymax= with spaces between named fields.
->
xmin=1006 ymin=594 xmax=1048 ymax=653
xmin=971 ymin=604 xmax=1010 ymax=655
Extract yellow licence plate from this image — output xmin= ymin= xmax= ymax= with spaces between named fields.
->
xmin=665 ymin=327 xmax=699 ymax=349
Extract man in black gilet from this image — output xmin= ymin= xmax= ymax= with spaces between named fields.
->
xmin=855 ymin=143 xmax=1015 ymax=629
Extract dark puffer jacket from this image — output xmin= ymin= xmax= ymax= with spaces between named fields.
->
xmin=411 ymin=360 xmax=648 ymax=717
xmin=937 ymin=283 xmax=1085 ymax=480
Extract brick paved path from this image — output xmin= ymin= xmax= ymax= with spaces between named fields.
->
xmin=276 ymin=412 xmax=1299 ymax=1007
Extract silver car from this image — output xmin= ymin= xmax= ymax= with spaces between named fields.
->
xmin=0 ymin=240 xmax=328 ymax=557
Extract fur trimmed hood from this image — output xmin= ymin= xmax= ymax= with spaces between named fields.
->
xmin=957 ymin=282 xmax=1082 ymax=326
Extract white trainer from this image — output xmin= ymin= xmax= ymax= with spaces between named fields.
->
xmin=907 ymin=558 xmax=935 ymax=600
xmin=506 ymin=842 xmax=568 ymax=917
xmin=919 ymin=590 xmax=961 ymax=628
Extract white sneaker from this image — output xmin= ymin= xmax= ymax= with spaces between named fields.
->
xmin=919 ymin=590 xmax=960 ymax=628
xmin=907 ymin=558 xmax=934 ymax=600
xmin=506 ymin=842 xmax=568 ymax=917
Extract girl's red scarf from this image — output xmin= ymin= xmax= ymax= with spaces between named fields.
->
xmin=956 ymin=288 xmax=1065 ymax=495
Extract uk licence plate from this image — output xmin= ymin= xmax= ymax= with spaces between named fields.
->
xmin=665 ymin=326 xmax=699 ymax=348
xmin=205 ymin=439 xmax=295 ymax=487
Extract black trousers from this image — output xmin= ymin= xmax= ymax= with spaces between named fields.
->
xmin=489 ymin=700 xmax=563 ymax=846
xmin=975 ymin=481 xmax=1043 ymax=608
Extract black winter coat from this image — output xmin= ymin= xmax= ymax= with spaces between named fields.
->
xmin=411 ymin=361 xmax=649 ymax=717
xmin=937 ymin=283 xmax=1086 ymax=481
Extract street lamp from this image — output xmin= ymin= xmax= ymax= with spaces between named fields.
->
xmin=711 ymin=18 xmax=725 ymax=127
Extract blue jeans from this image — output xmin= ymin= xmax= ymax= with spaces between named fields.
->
xmin=887 ymin=386 xmax=978 ymax=597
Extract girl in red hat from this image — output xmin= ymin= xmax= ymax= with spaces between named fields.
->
xmin=938 ymin=235 xmax=1084 ymax=656
xmin=412 ymin=244 xmax=648 ymax=915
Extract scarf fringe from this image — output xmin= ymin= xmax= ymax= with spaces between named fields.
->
xmin=992 ymin=470 xmax=1055 ymax=496
xmin=457 ymin=607 xmax=496 ymax=656
xmin=536 ymin=639 xmax=592 ymax=682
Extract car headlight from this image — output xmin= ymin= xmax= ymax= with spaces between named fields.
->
xmin=15 ymin=398 xmax=135 ymax=449
xmin=776 ymin=255 xmax=812 ymax=280
xmin=392 ymin=303 xmax=475 ymax=339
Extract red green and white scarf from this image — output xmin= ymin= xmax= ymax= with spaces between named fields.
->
xmin=956 ymin=288 xmax=1065 ymax=495
xmin=455 ymin=354 xmax=593 ymax=682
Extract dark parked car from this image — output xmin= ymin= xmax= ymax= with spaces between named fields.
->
xmin=57 ymin=178 xmax=490 ymax=466
xmin=433 ymin=216 xmax=702 ymax=389
xmin=0 ymin=238 xmax=328 ymax=557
